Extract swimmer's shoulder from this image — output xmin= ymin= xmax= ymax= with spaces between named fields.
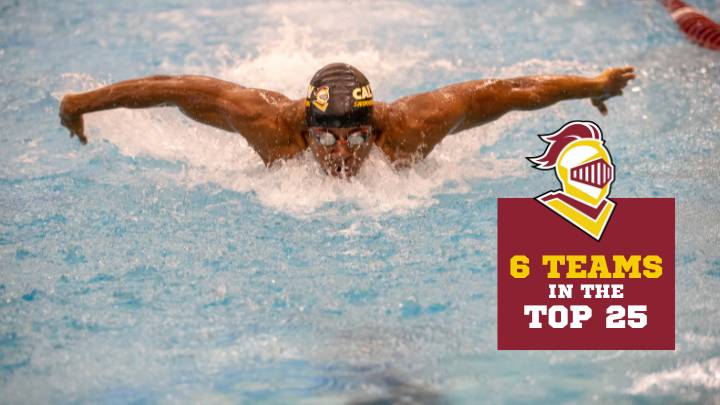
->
xmin=265 ymin=99 xmax=307 ymax=163
xmin=371 ymin=101 xmax=415 ymax=163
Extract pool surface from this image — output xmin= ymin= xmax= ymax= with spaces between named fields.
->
xmin=1 ymin=1 xmax=719 ymax=403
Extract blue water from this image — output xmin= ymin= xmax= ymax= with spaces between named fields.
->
xmin=1 ymin=1 xmax=720 ymax=403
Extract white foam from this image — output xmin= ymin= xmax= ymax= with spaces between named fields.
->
xmin=629 ymin=356 xmax=720 ymax=396
xmin=57 ymin=1 xmax=601 ymax=216
xmin=72 ymin=106 xmax=524 ymax=216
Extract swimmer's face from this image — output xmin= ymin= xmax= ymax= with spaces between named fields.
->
xmin=307 ymin=126 xmax=374 ymax=178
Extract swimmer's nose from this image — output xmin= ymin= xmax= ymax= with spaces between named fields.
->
xmin=333 ymin=139 xmax=352 ymax=157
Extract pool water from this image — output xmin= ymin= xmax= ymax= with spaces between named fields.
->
xmin=1 ymin=1 xmax=719 ymax=403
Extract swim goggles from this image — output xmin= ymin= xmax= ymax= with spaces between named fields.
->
xmin=309 ymin=126 xmax=372 ymax=148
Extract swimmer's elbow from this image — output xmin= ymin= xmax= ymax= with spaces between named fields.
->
xmin=493 ymin=79 xmax=561 ymax=112
xmin=144 ymin=75 xmax=225 ymax=90
xmin=145 ymin=75 xmax=175 ymax=81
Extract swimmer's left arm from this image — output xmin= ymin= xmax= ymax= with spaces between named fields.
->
xmin=375 ymin=66 xmax=634 ymax=162
xmin=460 ymin=66 xmax=636 ymax=126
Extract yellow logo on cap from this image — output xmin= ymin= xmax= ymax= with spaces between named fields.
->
xmin=352 ymin=85 xmax=373 ymax=108
xmin=312 ymin=86 xmax=330 ymax=112
xmin=352 ymin=85 xmax=373 ymax=100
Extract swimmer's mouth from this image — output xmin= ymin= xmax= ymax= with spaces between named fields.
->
xmin=332 ymin=161 xmax=353 ymax=178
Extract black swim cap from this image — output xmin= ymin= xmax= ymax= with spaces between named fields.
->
xmin=305 ymin=63 xmax=373 ymax=128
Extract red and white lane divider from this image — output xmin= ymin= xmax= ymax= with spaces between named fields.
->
xmin=662 ymin=0 xmax=720 ymax=50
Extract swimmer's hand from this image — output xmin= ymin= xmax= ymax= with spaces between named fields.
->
xmin=59 ymin=95 xmax=87 ymax=145
xmin=590 ymin=66 xmax=636 ymax=115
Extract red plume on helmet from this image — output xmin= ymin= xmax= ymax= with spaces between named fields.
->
xmin=528 ymin=121 xmax=603 ymax=170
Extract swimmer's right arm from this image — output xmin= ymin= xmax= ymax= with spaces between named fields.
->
xmin=59 ymin=75 xmax=307 ymax=164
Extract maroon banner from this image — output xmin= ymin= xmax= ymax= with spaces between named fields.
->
xmin=497 ymin=198 xmax=675 ymax=350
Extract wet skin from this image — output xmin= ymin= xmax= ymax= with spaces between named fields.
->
xmin=307 ymin=127 xmax=375 ymax=178
xmin=59 ymin=67 xmax=636 ymax=177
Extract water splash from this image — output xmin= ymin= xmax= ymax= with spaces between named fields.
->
xmin=56 ymin=4 xmax=539 ymax=216
xmin=629 ymin=356 xmax=720 ymax=400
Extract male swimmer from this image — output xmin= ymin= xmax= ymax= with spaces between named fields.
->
xmin=59 ymin=63 xmax=635 ymax=177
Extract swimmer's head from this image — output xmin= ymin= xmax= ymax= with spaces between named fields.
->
xmin=305 ymin=63 xmax=375 ymax=178
xmin=305 ymin=63 xmax=373 ymax=128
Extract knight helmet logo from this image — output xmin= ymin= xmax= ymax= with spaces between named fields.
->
xmin=528 ymin=121 xmax=616 ymax=240
xmin=312 ymin=85 xmax=330 ymax=112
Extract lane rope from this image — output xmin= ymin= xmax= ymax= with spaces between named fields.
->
xmin=662 ymin=0 xmax=720 ymax=50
